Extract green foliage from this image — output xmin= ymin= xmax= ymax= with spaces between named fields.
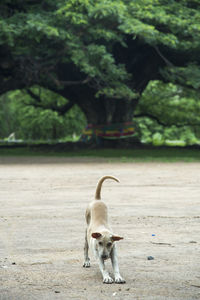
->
xmin=135 ymin=80 xmax=200 ymax=146
xmin=1 ymin=0 xmax=200 ymax=97
xmin=124 ymin=0 xmax=200 ymax=49
xmin=0 ymin=94 xmax=18 ymax=138
xmin=55 ymin=0 xmax=200 ymax=94
xmin=162 ymin=64 xmax=200 ymax=90
xmin=138 ymin=81 xmax=200 ymax=126
xmin=0 ymin=90 xmax=86 ymax=140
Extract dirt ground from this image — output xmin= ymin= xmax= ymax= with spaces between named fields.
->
xmin=0 ymin=156 xmax=200 ymax=300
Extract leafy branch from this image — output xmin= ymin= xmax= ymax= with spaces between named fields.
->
xmin=26 ymin=89 xmax=75 ymax=115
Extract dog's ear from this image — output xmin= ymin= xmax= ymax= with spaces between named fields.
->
xmin=112 ymin=235 xmax=123 ymax=241
xmin=92 ymin=232 xmax=102 ymax=239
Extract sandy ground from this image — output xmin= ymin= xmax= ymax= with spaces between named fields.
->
xmin=0 ymin=156 xmax=200 ymax=300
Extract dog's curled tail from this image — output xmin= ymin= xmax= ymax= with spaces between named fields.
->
xmin=95 ymin=175 xmax=119 ymax=200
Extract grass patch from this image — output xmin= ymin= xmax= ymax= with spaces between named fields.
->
xmin=0 ymin=145 xmax=200 ymax=162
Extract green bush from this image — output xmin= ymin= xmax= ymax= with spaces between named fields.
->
xmin=0 ymin=89 xmax=86 ymax=141
xmin=152 ymin=133 xmax=165 ymax=146
xmin=135 ymin=80 xmax=200 ymax=146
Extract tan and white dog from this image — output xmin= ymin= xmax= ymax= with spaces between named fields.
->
xmin=83 ymin=175 xmax=125 ymax=284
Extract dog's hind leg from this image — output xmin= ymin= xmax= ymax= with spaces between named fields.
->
xmin=83 ymin=229 xmax=90 ymax=268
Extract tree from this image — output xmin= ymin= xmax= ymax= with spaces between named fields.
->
xmin=0 ymin=0 xmax=200 ymax=137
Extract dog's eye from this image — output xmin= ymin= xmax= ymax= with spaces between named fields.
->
xmin=99 ymin=242 xmax=103 ymax=246
xmin=107 ymin=242 xmax=112 ymax=247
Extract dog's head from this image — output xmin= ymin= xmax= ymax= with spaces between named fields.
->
xmin=92 ymin=232 xmax=123 ymax=260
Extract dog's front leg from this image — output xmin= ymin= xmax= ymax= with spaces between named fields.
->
xmin=98 ymin=257 xmax=113 ymax=284
xmin=111 ymin=245 xmax=126 ymax=283
xmin=83 ymin=230 xmax=90 ymax=268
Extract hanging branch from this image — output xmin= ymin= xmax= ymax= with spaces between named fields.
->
xmin=154 ymin=46 xmax=174 ymax=67
xmin=134 ymin=113 xmax=200 ymax=127
xmin=25 ymin=89 xmax=75 ymax=115
xmin=48 ymin=74 xmax=91 ymax=88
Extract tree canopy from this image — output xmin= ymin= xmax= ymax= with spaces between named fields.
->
xmin=0 ymin=0 xmax=200 ymax=130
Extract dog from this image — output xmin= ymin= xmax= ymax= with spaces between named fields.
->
xmin=83 ymin=175 xmax=125 ymax=284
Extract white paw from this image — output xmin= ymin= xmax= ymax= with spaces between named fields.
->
xmin=115 ymin=275 xmax=126 ymax=284
xmin=83 ymin=260 xmax=90 ymax=268
xmin=103 ymin=276 xmax=114 ymax=284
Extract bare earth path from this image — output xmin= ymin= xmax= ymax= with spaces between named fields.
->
xmin=0 ymin=156 xmax=200 ymax=300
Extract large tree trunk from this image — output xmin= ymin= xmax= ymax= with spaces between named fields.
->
xmin=59 ymin=84 xmax=139 ymax=145
xmin=79 ymin=97 xmax=137 ymax=125
xmin=60 ymin=84 xmax=138 ymax=125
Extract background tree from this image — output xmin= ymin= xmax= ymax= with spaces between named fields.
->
xmin=0 ymin=0 xmax=200 ymax=137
